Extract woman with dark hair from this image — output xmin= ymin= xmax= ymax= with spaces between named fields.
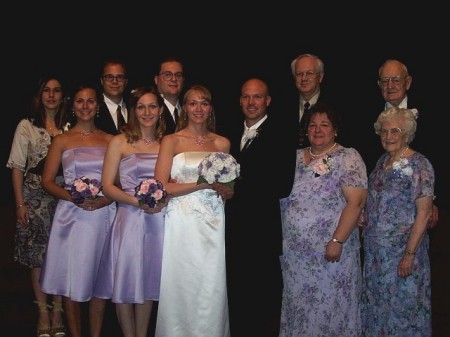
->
xmin=40 ymin=84 xmax=115 ymax=337
xmin=6 ymin=75 xmax=70 ymax=337
xmin=279 ymin=102 xmax=367 ymax=336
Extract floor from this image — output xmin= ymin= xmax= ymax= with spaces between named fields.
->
xmin=1 ymin=205 xmax=449 ymax=336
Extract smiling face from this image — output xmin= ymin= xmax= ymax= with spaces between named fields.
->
xmin=307 ymin=112 xmax=336 ymax=150
xmin=73 ymin=87 xmax=98 ymax=122
xmin=101 ymin=62 xmax=128 ymax=101
xmin=240 ymin=79 xmax=271 ymax=127
xmin=379 ymin=117 xmax=408 ymax=156
xmin=135 ymin=92 xmax=162 ymax=128
xmin=378 ymin=60 xmax=412 ymax=106
xmin=293 ymin=56 xmax=323 ymax=100
xmin=154 ymin=61 xmax=184 ymax=102
xmin=183 ymin=89 xmax=212 ymax=125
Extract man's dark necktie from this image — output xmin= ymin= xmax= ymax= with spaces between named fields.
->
xmin=298 ymin=102 xmax=311 ymax=148
xmin=117 ymin=105 xmax=126 ymax=130
xmin=173 ymin=107 xmax=179 ymax=124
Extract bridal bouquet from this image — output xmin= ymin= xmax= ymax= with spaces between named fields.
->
xmin=197 ymin=152 xmax=240 ymax=188
xmin=70 ymin=176 xmax=102 ymax=204
xmin=135 ymin=178 xmax=167 ymax=208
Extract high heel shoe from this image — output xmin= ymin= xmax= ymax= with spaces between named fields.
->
xmin=34 ymin=301 xmax=52 ymax=337
xmin=51 ymin=301 xmax=66 ymax=337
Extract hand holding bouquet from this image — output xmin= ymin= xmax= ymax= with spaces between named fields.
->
xmin=70 ymin=176 xmax=102 ymax=204
xmin=135 ymin=178 xmax=168 ymax=209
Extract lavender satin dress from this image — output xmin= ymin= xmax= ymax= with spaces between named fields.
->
xmin=41 ymin=147 xmax=116 ymax=301
xmin=94 ymin=153 xmax=165 ymax=303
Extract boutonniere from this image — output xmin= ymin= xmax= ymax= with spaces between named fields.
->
xmin=243 ymin=128 xmax=259 ymax=143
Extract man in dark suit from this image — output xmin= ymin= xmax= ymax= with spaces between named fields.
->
xmin=225 ymin=78 xmax=298 ymax=337
xmin=95 ymin=58 xmax=129 ymax=135
xmin=154 ymin=57 xmax=185 ymax=135
xmin=290 ymin=53 xmax=347 ymax=148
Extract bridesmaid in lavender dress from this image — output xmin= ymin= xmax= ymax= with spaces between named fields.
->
xmin=94 ymin=86 xmax=166 ymax=337
xmin=40 ymin=85 xmax=115 ymax=337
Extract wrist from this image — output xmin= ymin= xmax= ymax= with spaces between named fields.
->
xmin=331 ymin=238 xmax=344 ymax=245
xmin=404 ymin=250 xmax=415 ymax=256
xmin=16 ymin=203 xmax=25 ymax=209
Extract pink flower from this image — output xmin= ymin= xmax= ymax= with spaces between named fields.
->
xmin=312 ymin=155 xmax=332 ymax=177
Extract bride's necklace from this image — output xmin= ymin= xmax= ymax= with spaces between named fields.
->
xmin=309 ymin=142 xmax=337 ymax=158
xmin=194 ymin=135 xmax=205 ymax=146
xmin=141 ymin=137 xmax=153 ymax=146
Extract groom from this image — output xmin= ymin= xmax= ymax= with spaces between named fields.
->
xmin=224 ymin=78 xmax=298 ymax=337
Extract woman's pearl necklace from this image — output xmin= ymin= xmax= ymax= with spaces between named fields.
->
xmin=308 ymin=142 xmax=337 ymax=158
xmin=384 ymin=146 xmax=409 ymax=168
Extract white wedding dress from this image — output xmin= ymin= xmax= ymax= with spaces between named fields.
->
xmin=155 ymin=152 xmax=230 ymax=337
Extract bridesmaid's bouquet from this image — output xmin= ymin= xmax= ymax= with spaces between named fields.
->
xmin=197 ymin=152 xmax=240 ymax=188
xmin=135 ymin=178 xmax=168 ymax=208
xmin=69 ymin=176 xmax=102 ymax=204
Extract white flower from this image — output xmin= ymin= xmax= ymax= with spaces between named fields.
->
xmin=243 ymin=129 xmax=258 ymax=142
xmin=402 ymin=166 xmax=413 ymax=176
xmin=392 ymin=157 xmax=413 ymax=176
xmin=63 ymin=122 xmax=71 ymax=132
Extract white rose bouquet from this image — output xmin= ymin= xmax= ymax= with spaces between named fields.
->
xmin=197 ymin=152 xmax=240 ymax=188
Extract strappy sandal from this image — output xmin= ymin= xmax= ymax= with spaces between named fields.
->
xmin=34 ymin=301 xmax=52 ymax=337
xmin=51 ymin=301 xmax=66 ymax=337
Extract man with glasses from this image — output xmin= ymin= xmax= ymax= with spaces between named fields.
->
xmin=96 ymin=58 xmax=129 ymax=135
xmin=154 ymin=57 xmax=185 ymax=135
xmin=290 ymin=53 xmax=336 ymax=148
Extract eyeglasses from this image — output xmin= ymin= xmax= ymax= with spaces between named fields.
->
xmin=377 ymin=127 xmax=404 ymax=137
xmin=103 ymin=74 xmax=127 ymax=82
xmin=378 ymin=76 xmax=408 ymax=87
xmin=295 ymin=71 xmax=320 ymax=79
xmin=160 ymin=71 xmax=184 ymax=81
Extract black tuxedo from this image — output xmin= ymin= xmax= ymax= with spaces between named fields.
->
xmin=161 ymin=103 xmax=177 ymax=135
xmin=225 ymin=110 xmax=297 ymax=336
xmin=95 ymin=101 xmax=122 ymax=135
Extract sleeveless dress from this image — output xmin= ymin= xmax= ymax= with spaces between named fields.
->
xmin=40 ymin=146 xmax=116 ymax=302
xmin=94 ymin=153 xmax=165 ymax=303
xmin=155 ymin=152 xmax=230 ymax=337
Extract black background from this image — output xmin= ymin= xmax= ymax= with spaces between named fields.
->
xmin=2 ymin=6 xmax=449 ymax=206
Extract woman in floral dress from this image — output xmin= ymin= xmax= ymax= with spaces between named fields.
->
xmin=279 ymin=102 xmax=367 ymax=336
xmin=362 ymin=107 xmax=434 ymax=336
xmin=6 ymin=76 xmax=70 ymax=337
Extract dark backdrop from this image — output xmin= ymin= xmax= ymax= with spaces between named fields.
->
xmin=2 ymin=7 xmax=449 ymax=208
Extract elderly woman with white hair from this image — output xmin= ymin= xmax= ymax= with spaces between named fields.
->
xmin=361 ymin=106 xmax=435 ymax=336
